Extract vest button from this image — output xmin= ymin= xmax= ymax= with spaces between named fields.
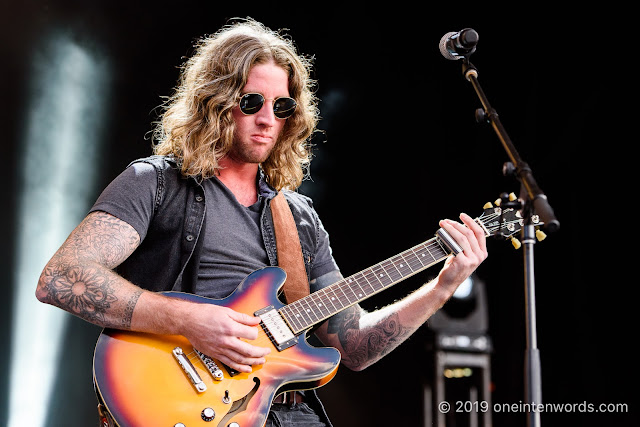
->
xmin=195 ymin=195 xmax=203 ymax=202
xmin=185 ymin=234 xmax=194 ymax=241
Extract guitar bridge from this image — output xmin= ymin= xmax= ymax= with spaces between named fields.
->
xmin=255 ymin=306 xmax=297 ymax=351
xmin=172 ymin=347 xmax=207 ymax=393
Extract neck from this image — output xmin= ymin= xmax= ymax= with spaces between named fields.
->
xmin=217 ymin=157 xmax=260 ymax=207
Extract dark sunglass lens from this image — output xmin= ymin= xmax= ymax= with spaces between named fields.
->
xmin=239 ymin=93 xmax=265 ymax=115
xmin=273 ymin=97 xmax=297 ymax=119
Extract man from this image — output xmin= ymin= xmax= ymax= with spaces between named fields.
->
xmin=36 ymin=19 xmax=487 ymax=426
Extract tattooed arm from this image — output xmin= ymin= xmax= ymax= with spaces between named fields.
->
xmin=36 ymin=211 xmax=144 ymax=329
xmin=314 ymin=214 xmax=488 ymax=371
xmin=313 ymin=279 xmax=452 ymax=371
xmin=36 ymin=211 xmax=271 ymax=373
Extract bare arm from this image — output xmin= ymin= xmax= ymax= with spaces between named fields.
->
xmin=36 ymin=211 xmax=270 ymax=373
xmin=314 ymin=213 xmax=488 ymax=371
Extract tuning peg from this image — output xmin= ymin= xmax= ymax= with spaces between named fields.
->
xmin=508 ymin=192 xmax=517 ymax=201
xmin=535 ymin=229 xmax=547 ymax=242
xmin=510 ymin=236 xmax=522 ymax=249
xmin=483 ymin=202 xmax=493 ymax=209
xmin=494 ymin=198 xmax=502 ymax=206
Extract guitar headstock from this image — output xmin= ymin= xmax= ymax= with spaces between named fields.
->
xmin=476 ymin=193 xmax=545 ymax=249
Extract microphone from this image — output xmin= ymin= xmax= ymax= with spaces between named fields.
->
xmin=439 ymin=29 xmax=479 ymax=60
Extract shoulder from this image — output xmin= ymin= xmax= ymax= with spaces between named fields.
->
xmin=281 ymin=189 xmax=316 ymax=214
xmin=124 ymin=155 xmax=191 ymax=214
xmin=279 ymin=189 xmax=322 ymax=235
xmin=128 ymin=155 xmax=179 ymax=174
xmin=126 ymin=155 xmax=191 ymax=189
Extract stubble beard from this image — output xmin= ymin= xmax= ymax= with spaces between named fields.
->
xmin=228 ymin=138 xmax=277 ymax=165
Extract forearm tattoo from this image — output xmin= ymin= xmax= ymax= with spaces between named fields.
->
xmin=328 ymin=305 xmax=411 ymax=369
xmin=38 ymin=212 xmax=142 ymax=329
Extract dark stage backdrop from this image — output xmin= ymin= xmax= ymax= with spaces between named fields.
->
xmin=1 ymin=2 xmax=628 ymax=427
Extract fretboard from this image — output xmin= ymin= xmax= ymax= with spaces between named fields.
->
xmin=279 ymin=236 xmax=451 ymax=334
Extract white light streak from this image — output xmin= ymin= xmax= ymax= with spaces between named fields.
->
xmin=9 ymin=30 xmax=110 ymax=427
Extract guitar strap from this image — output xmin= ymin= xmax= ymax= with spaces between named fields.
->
xmin=270 ymin=192 xmax=310 ymax=303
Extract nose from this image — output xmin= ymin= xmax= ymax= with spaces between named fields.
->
xmin=254 ymin=100 xmax=277 ymax=127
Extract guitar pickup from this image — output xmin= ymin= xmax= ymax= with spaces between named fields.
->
xmin=255 ymin=306 xmax=297 ymax=351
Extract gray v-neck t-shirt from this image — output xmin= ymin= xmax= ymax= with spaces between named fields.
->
xmin=195 ymin=177 xmax=270 ymax=298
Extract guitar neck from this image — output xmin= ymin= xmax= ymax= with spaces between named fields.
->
xmin=279 ymin=236 xmax=451 ymax=334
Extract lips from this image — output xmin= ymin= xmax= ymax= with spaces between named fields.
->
xmin=251 ymin=134 xmax=273 ymax=143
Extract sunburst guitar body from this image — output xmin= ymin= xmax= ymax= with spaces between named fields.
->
xmin=94 ymin=267 xmax=340 ymax=427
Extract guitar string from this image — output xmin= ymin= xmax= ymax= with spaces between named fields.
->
xmin=279 ymin=237 xmax=449 ymax=333
xmin=188 ymin=212 xmax=516 ymax=359
xmin=278 ymin=211 xmax=516 ymax=332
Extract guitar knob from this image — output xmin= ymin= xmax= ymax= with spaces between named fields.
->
xmin=228 ymin=423 xmax=240 ymax=427
xmin=201 ymin=407 xmax=216 ymax=422
xmin=510 ymin=237 xmax=522 ymax=250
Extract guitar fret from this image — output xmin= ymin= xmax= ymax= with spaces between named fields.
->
xmin=377 ymin=261 xmax=396 ymax=285
xmin=295 ymin=299 xmax=316 ymax=329
xmin=357 ymin=270 xmax=378 ymax=296
xmin=318 ymin=287 xmax=338 ymax=314
xmin=422 ymin=243 xmax=436 ymax=262
xmin=393 ymin=253 xmax=415 ymax=277
xmin=415 ymin=245 xmax=435 ymax=265
xmin=407 ymin=247 xmax=426 ymax=269
xmin=368 ymin=265 xmax=389 ymax=289
xmin=385 ymin=257 xmax=404 ymax=281
xmin=328 ymin=287 xmax=345 ymax=311
xmin=426 ymin=243 xmax=444 ymax=262
xmin=310 ymin=293 xmax=331 ymax=318
xmin=284 ymin=302 xmax=309 ymax=331
xmin=374 ymin=265 xmax=389 ymax=286
xmin=360 ymin=269 xmax=381 ymax=296
xmin=432 ymin=241 xmax=449 ymax=259
xmin=319 ymin=286 xmax=347 ymax=318
xmin=345 ymin=274 xmax=359 ymax=298
xmin=341 ymin=283 xmax=356 ymax=306
xmin=342 ymin=277 xmax=360 ymax=303
xmin=332 ymin=281 xmax=351 ymax=308
xmin=299 ymin=297 xmax=321 ymax=324
xmin=313 ymin=289 xmax=336 ymax=318
xmin=282 ymin=305 xmax=301 ymax=331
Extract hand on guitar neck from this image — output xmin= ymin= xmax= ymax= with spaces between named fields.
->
xmin=436 ymin=213 xmax=488 ymax=298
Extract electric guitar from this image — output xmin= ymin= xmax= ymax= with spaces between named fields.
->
xmin=93 ymin=201 xmax=540 ymax=426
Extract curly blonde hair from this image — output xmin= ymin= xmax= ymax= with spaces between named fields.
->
xmin=153 ymin=18 xmax=319 ymax=190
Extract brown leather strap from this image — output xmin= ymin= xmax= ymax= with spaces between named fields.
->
xmin=270 ymin=192 xmax=309 ymax=303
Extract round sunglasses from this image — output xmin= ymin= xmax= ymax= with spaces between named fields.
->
xmin=238 ymin=93 xmax=297 ymax=119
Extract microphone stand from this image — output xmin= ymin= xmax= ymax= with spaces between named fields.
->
xmin=458 ymin=58 xmax=560 ymax=427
